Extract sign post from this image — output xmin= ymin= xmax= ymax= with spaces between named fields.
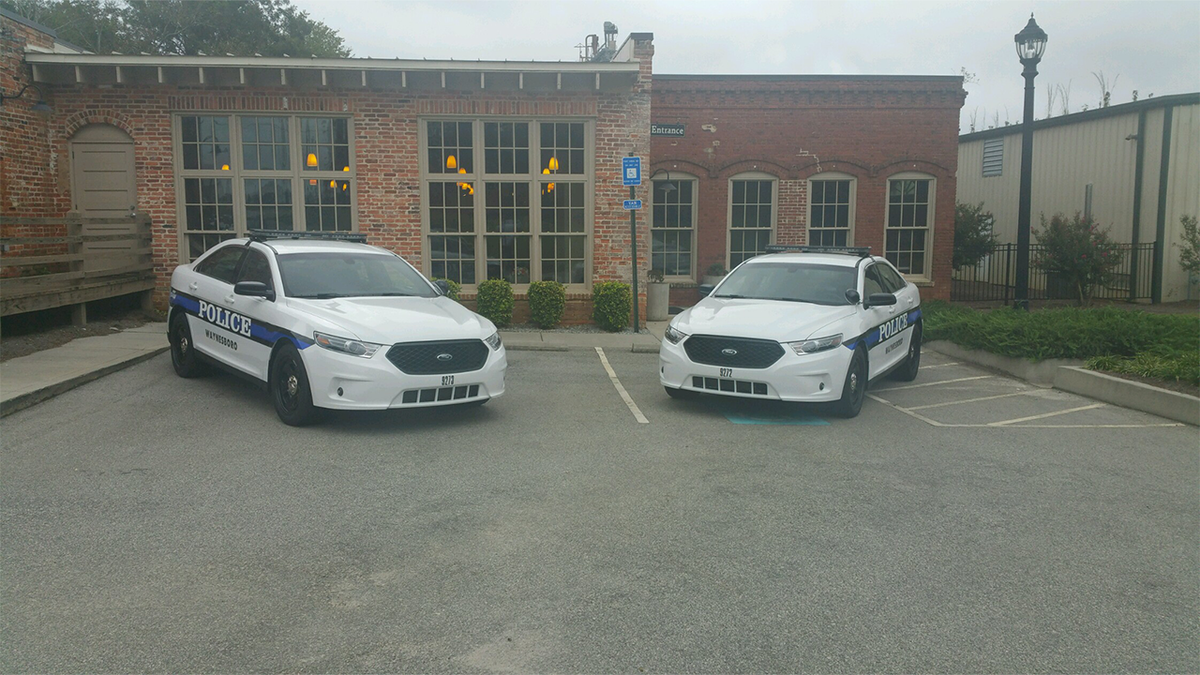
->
xmin=623 ymin=154 xmax=642 ymax=332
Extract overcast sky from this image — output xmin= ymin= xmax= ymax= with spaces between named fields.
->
xmin=291 ymin=0 xmax=1200 ymax=132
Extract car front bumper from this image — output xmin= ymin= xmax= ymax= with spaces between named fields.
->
xmin=301 ymin=342 xmax=507 ymax=410
xmin=659 ymin=336 xmax=852 ymax=402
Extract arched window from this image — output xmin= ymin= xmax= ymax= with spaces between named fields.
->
xmin=807 ymin=172 xmax=857 ymax=247
xmin=650 ymin=171 xmax=697 ymax=279
xmin=885 ymin=172 xmax=936 ymax=278
xmin=727 ymin=171 xmax=777 ymax=268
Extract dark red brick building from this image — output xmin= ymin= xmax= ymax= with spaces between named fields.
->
xmin=1 ymin=9 xmax=964 ymax=324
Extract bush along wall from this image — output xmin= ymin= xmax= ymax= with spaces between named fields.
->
xmin=476 ymin=279 xmax=514 ymax=328
xmin=432 ymin=277 xmax=461 ymax=301
xmin=528 ymin=280 xmax=566 ymax=329
xmin=592 ymin=281 xmax=632 ymax=332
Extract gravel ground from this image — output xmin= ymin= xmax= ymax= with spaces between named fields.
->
xmin=0 ymin=297 xmax=161 ymax=363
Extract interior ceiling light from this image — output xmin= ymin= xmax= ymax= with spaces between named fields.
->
xmin=306 ymin=153 xmax=318 ymax=167
xmin=548 ymin=156 xmax=559 ymax=171
xmin=446 ymin=154 xmax=457 ymax=170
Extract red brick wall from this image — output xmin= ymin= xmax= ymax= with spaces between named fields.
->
xmin=650 ymin=76 xmax=966 ymax=300
xmin=1 ymin=15 xmax=57 ymax=227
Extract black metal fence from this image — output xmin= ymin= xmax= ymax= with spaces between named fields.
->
xmin=951 ymin=243 xmax=1157 ymax=303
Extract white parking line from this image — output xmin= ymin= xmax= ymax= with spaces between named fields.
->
xmin=595 ymin=347 xmax=649 ymax=424
xmin=872 ymin=375 xmax=992 ymax=393
xmin=920 ymin=362 xmax=961 ymax=369
xmin=906 ymin=391 xmax=1030 ymax=411
xmin=988 ymin=403 xmax=1104 ymax=426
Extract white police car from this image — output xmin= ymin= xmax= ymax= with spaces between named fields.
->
xmin=168 ymin=231 xmax=506 ymax=425
xmin=659 ymin=246 xmax=921 ymax=418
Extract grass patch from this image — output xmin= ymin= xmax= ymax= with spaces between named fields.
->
xmin=1086 ymin=352 xmax=1200 ymax=388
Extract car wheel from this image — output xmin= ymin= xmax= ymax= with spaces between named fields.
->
xmin=890 ymin=323 xmax=922 ymax=382
xmin=270 ymin=342 xmax=321 ymax=426
xmin=664 ymin=385 xmax=698 ymax=400
xmin=169 ymin=311 xmax=206 ymax=378
xmin=833 ymin=347 xmax=868 ymax=418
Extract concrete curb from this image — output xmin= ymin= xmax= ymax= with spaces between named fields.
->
xmin=924 ymin=341 xmax=1083 ymax=386
xmin=1054 ymin=366 xmax=1199 ymax=426
xmin=0 ymin=346 xmax=169 ymax=418
xmin=505 ymin=344 xmax=570 ymax=352
xmin=925 ymin=340 xmax=1199 ymax=426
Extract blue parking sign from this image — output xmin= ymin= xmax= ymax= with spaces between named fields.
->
xmin=622 ymin=156 xmax=642 ymax=186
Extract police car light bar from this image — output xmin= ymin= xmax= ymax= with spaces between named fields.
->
xmin=765 ymin=245 xmax=872 ymax=257
xmin=248 ymin=229 xmax=368 ymax=243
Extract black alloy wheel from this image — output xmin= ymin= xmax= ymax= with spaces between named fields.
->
xmin=891 ymin=323 xmax=922 ymax=382
xmin=833 ymin=347 xmax=868 ymax=418
xmin=169 ymin=311 xmax=206 ymax=378
xmin=270 ymin=342 xmax=320 ymax=426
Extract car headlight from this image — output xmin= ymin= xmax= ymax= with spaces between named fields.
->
xmin=484 ymin=331 xmax=502 ymax=351
xmin=313 ymin=331 xmax=382 ymax=358
xmin=664 ymin=324 xmax=688 ymax=345
xmin=788 ymin=333 xmax=844 ymax=355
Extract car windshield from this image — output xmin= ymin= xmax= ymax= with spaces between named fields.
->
xmin=712 ymin=261 xmax=856 ymax=306
xmin=277 ymin=251 xmax=438 ymax=299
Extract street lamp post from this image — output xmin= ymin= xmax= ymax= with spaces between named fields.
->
xmin=1013 ymin=14 xmax=1047 ymax=311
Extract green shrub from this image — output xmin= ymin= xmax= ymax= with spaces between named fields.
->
xmin=922 ymin=302 xmax=1199 ymax=361
xmin=528 ymin=280 xmax=566 ymax=329
xmin=953 ymin=202 xmax=997 ymax=270
xmin=1179 ymin=214 xmax=1200 ymax=276
xmin=432 ymin=277 xmax=461 ymax=301
xmin=476 ymin=278 xmax=514 ymax=328
xmin=1034 ymin=212 xmax=1122 ymax=306
xmin=1087 ymin=351 xmax=1200 ymax=387
xmin=592 ymin=281 xmax=632 ymax=332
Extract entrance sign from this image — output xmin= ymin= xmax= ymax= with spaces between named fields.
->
xmin=651 ymin=123 xmax=685 ymax=137
xmin=622 ymin=156 xmax=642 ymax=186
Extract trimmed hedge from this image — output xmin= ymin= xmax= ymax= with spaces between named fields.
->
xmin=476 ymin=279 xmax=514 ymax=328
xmin=592 ymin=281 xmax=632 ymax=332
xmin=528 ymin=280 xmax=566 ymax=329
xmin=432 ymin=277 xmax=461 ymax=301
xmin=922 ymin=300 xmax=1199 ymax=361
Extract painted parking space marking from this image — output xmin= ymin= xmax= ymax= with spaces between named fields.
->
xmin=920 ymin=362 xmax=961 ymax=369
xmin=905 ymin=390 xmax=1031 ymax=411
xmin=595 ymin=347 xmax=649 ymax=424
xmin=872 ymin=375 xmax=992 ymax=393
xmin=987 ymin=403 xmax=1105 ymax=426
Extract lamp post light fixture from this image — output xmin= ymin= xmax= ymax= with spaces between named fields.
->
xmin=1013 ymin=13 xmax=1047 ymax=311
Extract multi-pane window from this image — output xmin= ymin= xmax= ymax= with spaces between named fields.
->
xmin=541 ymin=182 xmax=586 ymax=284
xmin=177 ymin=114 xmax=355 ymax=260
xmin=885 ymin=177 xmax=933 ymax=276
xmin=484 ymin=122 xmax=527 ymax=175
xmin=729 ymin=178 xmax=775 ymax=268
xmin=430 ymin=121 xmax=474 ymax=174
xmin=422 ymin=118 xmax=591 ymax=287
xmin=429 ymin=182 xmax=477 ymax=285
xmin=651 ymin=179 xmax=694 ymax=277
xmin=485 ymin=182 xmax=531 ymax=283
xmin=808 ymin=179 xmax=853 ymax=247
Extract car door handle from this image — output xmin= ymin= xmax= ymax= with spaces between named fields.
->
xmin=188 ymin=282 xmax=198 ymax=291
xmin=224 ymin=294 xmax=236 ymax=305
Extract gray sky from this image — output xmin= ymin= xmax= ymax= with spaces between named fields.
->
xmin=292 ymin=0 xmax=1200 ymax=132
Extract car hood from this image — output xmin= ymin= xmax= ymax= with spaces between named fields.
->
xmin=286 ymin=296 xmax=496 ymax=344
xmin=672 ymin=297 xmax=856 ymax=343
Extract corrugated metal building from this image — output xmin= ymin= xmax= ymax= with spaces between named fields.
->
xmin=957 ymin=93 xmax=1199 ymax=302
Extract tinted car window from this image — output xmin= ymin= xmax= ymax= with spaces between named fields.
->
xmin=876 ymin=263 xmax=907 ymax=293
xmin=863 ymin=264 xmax=886 ymax=297
xmin=236 ymin=249 xmax=274 ymax=287
xmin=714 ymin=262 xmax=857 ymax=306
xmin=278 ymin=251 xmax=438 ymax=299
xmin=195 ymin=245 xmax=246 ymax=284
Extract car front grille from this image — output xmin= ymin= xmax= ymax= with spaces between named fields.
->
xmin=692 ymin=376 xmax=769 ymax=396
xmin=400 ymin=384 xmax=481 ymax=404
xmin=683 ymin=335 xmax=785 ymax=369
xmin=386 ymin=339 xmax=489 ymax=375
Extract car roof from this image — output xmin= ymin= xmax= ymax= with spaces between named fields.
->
xmin=234 ymin=238 xmax=393 ymax=256
xmin=744 ymin=252 xmax=876 ymax=268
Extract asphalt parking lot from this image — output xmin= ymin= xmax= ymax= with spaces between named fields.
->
xmin=2 ymin=348 xmax=1197 ymax=673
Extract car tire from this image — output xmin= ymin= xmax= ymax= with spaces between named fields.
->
xmin=664 ymin=385 xmax=698 ymax=400
xmin=890 ymin=323 xmax=922 ymax=382
xmin=169 ymin=311 xmax=206 ymax=378
xmin=833 ymin=347 xmax=868 ymax=418
xmin=270 ymin=342 xmax=321 ymax=426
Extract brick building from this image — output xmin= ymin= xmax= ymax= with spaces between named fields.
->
xmin=1 ymin=9 xmax=964 ymax=324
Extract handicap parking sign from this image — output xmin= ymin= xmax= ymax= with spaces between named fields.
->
xmin=622 ymin=156 xmax=641 ymax=186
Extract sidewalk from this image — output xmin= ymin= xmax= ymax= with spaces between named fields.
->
xmin=0 ymin=320 xmax=667 ymax=417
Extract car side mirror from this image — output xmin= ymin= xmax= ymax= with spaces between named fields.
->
xmin=234 ymin=280 xmax=275 ymax=301
xmin=865 ymin=292 xmax=897 ymax=308
xmin=845 ymin=289 xmax=861 ymax=305
xmin=697 ymin=283 xmax=714 ymax=298
xmin=433 ymin=279 xmax=451 ymax=296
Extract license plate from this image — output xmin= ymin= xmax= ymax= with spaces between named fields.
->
xmin=442 ymin=375 xmax=455 ymax=386
xmin=719 ymin=368 xmax=733 ymax=378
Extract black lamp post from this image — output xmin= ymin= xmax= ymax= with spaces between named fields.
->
xmin=1013 ymin=14 xmax=1047 ymax=310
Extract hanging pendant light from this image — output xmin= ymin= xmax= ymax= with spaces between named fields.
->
xmin=548 ymin=156 xmax=559 ymax=171
xmin=446 ymin=154 xmax=457 ymax=170
xmin=306 ymin=153 xmax=318 ymax=167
